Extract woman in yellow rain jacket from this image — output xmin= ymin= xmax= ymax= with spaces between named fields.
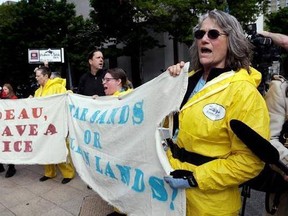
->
xmin=100 ymin=67 xmax=132 ymax=216
xmin=166 ymin=10 xmax=270 ymax=215
xmin=34 ymin=66 xmax=75 ymax=184
xmin=102 ymin=68 xmax=132 ymax=97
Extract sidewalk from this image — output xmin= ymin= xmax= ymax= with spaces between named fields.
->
xmin=0 ymin=164 xmax=113 ymax=216
xmin=0 ymin=164 xmax=266 ymax=216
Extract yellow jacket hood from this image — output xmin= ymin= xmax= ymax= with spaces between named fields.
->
xmin=231 ymin=67 xmax=262 ymax=87
xmin=34 ymin=78 xmax=67 ymax=97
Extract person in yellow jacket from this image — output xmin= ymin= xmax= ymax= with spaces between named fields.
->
xmin=98 ymin=67 xmax=132 ymax=216
xmin=166 ymin=10 xmax=270 ymax=215
xmin=102 ymin=68 xmax=132 ymax=97
xmin=34 ymin=66 xmax=75 ymax=184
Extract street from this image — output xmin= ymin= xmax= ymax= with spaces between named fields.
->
xmin=241 ymin=189 xmax=266 ymax=216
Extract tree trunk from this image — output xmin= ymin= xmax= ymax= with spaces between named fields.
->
xmin=173 ymin=37 xmax=179 ymax=64
xmin=131 ymin=55 xmax=142 ymax=88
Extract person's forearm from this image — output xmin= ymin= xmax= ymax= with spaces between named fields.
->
xmin=260 ymin=31 xmax=288 ymax=50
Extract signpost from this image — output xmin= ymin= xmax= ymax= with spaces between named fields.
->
xmin=28 ymin=48 xmax=64 ymax=64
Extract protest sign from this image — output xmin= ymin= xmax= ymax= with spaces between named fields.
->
xmin=0 ymin=64 xmax=189 ymax=215
xmin=0 ymin=94 xmax=68 ymax=164
xmin=68 ymin=64 xmax=189 ymax=215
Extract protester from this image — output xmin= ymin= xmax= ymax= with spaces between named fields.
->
xmin=0 ymin=83 xmax=18 ymax=178
xmin=33 ymin=66 xmax=75 ymax=184
xmin=263 ymin=31 xmax=288 ymax=215
xmin=165 ymin=9 xmax=270 ymax=215
xmin=78 ymin=49 xmax=106 ymax=190
xmin=78 ymin=49 xmax=106 ymax=97
xmin=98 ymin=68 xmax=132 ymax=216
xmin=2 ymin=83 xmax=17 ymax=99
xmin=102 ymin=68 xmax=132 ymax=97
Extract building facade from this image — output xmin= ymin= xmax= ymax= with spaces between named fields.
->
xmin=269 ymin=0 xmax=288 ymax=12
xmin=66 ymin=0 xmax=189 ymax=84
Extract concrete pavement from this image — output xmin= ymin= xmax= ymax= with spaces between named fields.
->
xmin=0 ymin=164 xmax=267 ymax=216
xmin=241 ymin=189 xmax=266 ymax=216
xmin=0 ymin=164 xmax=113 ymax=216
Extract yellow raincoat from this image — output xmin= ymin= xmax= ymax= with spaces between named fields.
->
xmin=34 ymin=77 xmax=75 ymax=179
xmin=113 ymin=88 xmax=133 ymax=97
xmin=34 ymin=77 xmax=67 ymax=97
xmin=167 ymin=67 xmax=270 ymax=215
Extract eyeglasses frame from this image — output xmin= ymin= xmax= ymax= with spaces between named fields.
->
xmin=194 ymin=29 xmax=228 ymax=40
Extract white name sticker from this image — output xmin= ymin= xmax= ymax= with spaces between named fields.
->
xmin=203 ymin=103 xmax=226 ymax=121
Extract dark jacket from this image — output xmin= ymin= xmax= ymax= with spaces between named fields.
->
xmin=78 ymin=69 xmax=106 ymax=96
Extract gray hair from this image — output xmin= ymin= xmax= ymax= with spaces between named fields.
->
xmin=50 ymin=72 xmax=61 ymax=79
xmin=190 ymin=9 xmax=253 ymax=72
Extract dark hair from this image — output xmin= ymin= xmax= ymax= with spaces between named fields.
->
xmin=87 ymin=48 xmax=103 ymax=61
xmin=106 ymin=68 xmax=132 ymax=90
xmin=3 ymin=83 xmax=16 ymax=98
xmin=36 ymin=66 xmax=51 ymax=78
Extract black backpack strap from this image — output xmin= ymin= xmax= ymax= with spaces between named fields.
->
xmin=166 ymin=138 xmax=216 ymax=165
xmin=265 ymin=191 xmax=282 ymax=215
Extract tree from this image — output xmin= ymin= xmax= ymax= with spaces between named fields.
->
xmin=264 ymin=7 xmax=288 ymax=34
xmin=264 ymin=7 xmax=288 ymax=76
xmin=89 ymin=0 xmax=269 ymax=86
xmin=226 ymin=0 xmax=269 ymax=27
xmin=133 ymin=0 xmax=269 ymax=61
xmin=90 ymin=0 xmax=162 ymax=87
xmin=0 ymin=0 xmax=269 ymax=93
xmin=0 ymin=0 xmax=97 ymax=96
xmin=66 ymin=18 xmax=104 ymax=88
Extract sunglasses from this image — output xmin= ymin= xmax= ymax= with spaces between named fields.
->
xmin=194 ymin=29 xmax=227 ymax=40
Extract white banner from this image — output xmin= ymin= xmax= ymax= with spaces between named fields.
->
xmin=0 ymin=64 xmax=189 ymax=215
xmin=68 ymin=65 xmax=189 ymax=216
xmin=0 ymin=94 xmax=68 ymax=164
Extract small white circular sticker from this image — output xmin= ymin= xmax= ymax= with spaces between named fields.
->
xmin=203 ymin=103 xmax=226 ymax=120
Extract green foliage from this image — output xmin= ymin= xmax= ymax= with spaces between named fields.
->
xmin=128 ymin=0 xmax=269 ymax=45
xmin=66 ymin=18 xmax=103 ymax=79
xmin=227 ymin=0 xmax=269 ymax=27
xmin=90 ymin=0 xmax=161 ymax=57
xmin=0 ymin=0 xmax=96 ymax=96
xmin=90 ymin=0 xmax=269 ymax=49
xmin=264 ymin=7 xmax=288 ymax=77
xmin=89 ymin=0 xmax=270 ymax=86
xmin=265 ymin=7 xmax=288 ymax=34
xmin=0 ymin=0 xmax=273 ymax=92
